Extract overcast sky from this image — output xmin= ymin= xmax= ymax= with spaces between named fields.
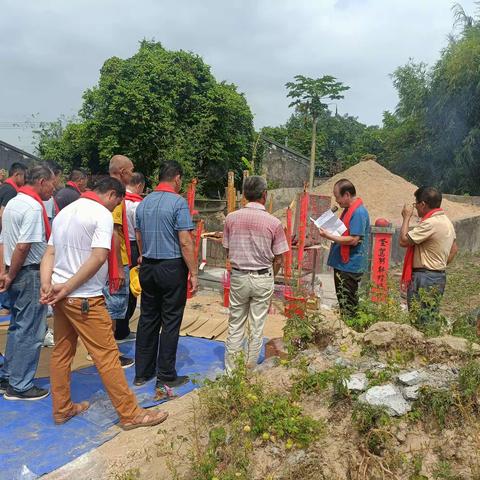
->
xmin=1 ymin=0 xmax=477 ymax=153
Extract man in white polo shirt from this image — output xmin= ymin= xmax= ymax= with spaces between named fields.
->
xmin=40 ymin=177 xmax=168 ymax=428
xmin=0 ymin=164 xmax=55 ymax=400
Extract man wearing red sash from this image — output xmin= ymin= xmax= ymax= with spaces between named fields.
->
xmin=134 ymin=161 xmax=197 ymax=388
xmin=41 ymin=177 xmax=168 ymax=428
xmin=0 ymin=162 xmax=27 ymax=317
xmin=0 ymin=165 xmax=55 ymax=400
xmin=0 ymin=162 xmax=27 ymax=229
xmin=54 ymin=169 xmax=88 ymax=211
xmin=400 ymin=186 xmax=457 ymax=320
xmin=104 ymin=155 xmax=135 ymax=367
xmin=124 ymin=172 xmax=145 ymax=326
xmin=318 ymin=179 xmax=370 ymax=318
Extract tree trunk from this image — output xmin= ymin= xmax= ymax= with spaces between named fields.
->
xmin=309 ymin=115 xmax=318 ymax=189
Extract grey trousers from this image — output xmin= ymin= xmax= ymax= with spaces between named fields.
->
xmin=407 ymin=269 xmax=446 ymax=323
xmin=225 ymin=269 xmax=274 ymax=374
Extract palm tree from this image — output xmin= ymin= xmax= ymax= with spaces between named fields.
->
xmin=286 ymin=75 xmax=349 ymax=188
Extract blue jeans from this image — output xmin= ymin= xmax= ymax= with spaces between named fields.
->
xmin=103 ymin=266 xmax=130 ymax=338
xmin=0 ymin=290 xmax=11 ymax=310
xmin=407 ymin=269 xmax=446 ymax=324
xmin=0 ymin=269 xmax=47 ymax=391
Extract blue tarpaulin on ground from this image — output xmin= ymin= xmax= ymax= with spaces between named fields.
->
xmin=0 ymin=336 xmax=257 ymax=480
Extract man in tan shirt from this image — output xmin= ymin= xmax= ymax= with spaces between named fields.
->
xmin=399 ymin=186 xmax=458 ymax=319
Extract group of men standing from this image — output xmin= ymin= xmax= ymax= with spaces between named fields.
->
xmin=0 ymin=154 xmax=459 ymax=428
xmin=0 ymin=156 xmax=198 ymax=429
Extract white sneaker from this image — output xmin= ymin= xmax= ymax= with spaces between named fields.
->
xmin=43 ymin=329 xmax=55 ymax=348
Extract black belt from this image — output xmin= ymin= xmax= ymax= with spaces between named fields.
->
xmin=412 ymin=268 xmax=445 ymax=274
xmin=142 ymin=257 xmax=182 ymax=265
xmin=232 ymin=267 xmax=270 ymax=275
xmin=6 ymin=264 xmax=40 ymax=272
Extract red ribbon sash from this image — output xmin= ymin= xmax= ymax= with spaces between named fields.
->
xmin=66 ymin=181 xmax=81 ymax=194
xmin=4 ymin=178 xmax=19 ymax=192
xmin=401 ymin=208 xmax=444 ymax=290
xmin=80 ymin=191 xmax=122 ymax=294
xmin=125 ymin=192 xmax=143 ymax=202
xmin=340 ymin=198 xmax=363 ymax=263
xmin=18 ymin=186 xmax=51 ymax=241
xmin=154 ymin=182 xmax=177 ymax=194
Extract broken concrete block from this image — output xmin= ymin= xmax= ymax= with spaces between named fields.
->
xmin=359 ymin=384 xmax=411 ymax=416
xmin=344 ymin=373 xmax=368 ymax=392
xmin=402 ymin=385 xmax=420 ymax=400
xmin=398 ymin=370 xmax=423 ymax=386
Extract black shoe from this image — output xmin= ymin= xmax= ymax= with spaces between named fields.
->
xmin=116 ymin=332 xmax=137 ymax=344
xmin=156 ymin=375 xmax=190 ymax=389
xmin=0 ymin=378 xmax=9 ymax=394
xmin=4 ymin=385 xmax=50 ymax=401
xmin=119 ymin=355 xmax=135 ymax=369
xmin=133 ymin=375 xmax=155 ymax=386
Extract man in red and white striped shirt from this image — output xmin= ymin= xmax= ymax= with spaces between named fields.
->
xmin=223 ymin=176 xmax=288 ymax=373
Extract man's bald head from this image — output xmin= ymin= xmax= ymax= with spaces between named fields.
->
xmin=109 ymin=155 xmax=134 ymax=186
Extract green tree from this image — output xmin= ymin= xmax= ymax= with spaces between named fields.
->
xmin=262 ymin=110 xmax=382 ymax=176
xmin=381 ymin=4 xmax=480 ymax=194
xmin=285 ymin=75 xmax=350 ymax=187
xmin=37 ymin=40 xmax=254 ymax=195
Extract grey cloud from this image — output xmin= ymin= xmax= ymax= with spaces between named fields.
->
xmin=0 ymin=0 xmax=477 ymax=153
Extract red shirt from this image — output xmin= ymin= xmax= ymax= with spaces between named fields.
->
xmin=223 ymin=202 xmax=289 ymax=270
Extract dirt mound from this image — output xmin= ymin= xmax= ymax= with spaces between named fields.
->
xmin=362 ymin=321 xmax=480 ymax=361
xmin=275 ymin=160 xmax=480 ymax=225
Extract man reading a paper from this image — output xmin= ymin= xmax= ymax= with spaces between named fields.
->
xmin=317 ymin=179 xmax=370 ymax=317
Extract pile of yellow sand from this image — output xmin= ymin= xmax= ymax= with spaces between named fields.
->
xmin=276 ymin=160 xmax=480 ymax=226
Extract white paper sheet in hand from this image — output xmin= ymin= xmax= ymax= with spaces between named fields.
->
xmin=310 ymin=209 xmax=347 ymax=237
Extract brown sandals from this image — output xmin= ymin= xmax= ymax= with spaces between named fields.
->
xmin=120 ymin=409 xmax=169 ymax=430
xmin=54 ymin=401 xmax=90 ymax=425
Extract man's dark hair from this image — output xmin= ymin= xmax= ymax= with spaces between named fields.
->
xmin=334 ymin=178 xmax=356 ymax=197
xmin=69 ymin=169 xmax=88 ymax=182
xmin=414 ymin=186 xmax=442 ymax=209
xmin=158 ymin=161 xmax=183 ymax=182
xmin=93 ymin=176 xmax=125 ymax=197
xmin=42 ymin=160 xmax=63 ymax=175
xmin=8 ymin=162 xmax=27 ymax=177
xmin=243 ymin=176 xmax=267 ymax=201
xmin=129 ymin=172 xmax=145 ymax=186
xmin=26 ymin=165 xmax=54 ymax=185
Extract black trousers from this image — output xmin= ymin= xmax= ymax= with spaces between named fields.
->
xmin=124 ymin=240 xmax=140 ymax=324
xmin=333 ymin=269 xmax=363 ymax=318
xmin=135 ymin=258 xmax=188 ymax=381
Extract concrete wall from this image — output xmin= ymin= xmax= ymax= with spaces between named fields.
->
xmin=262 ymin=141 xmax=310 ymax=188
xmin=444 ymin=194 xmax=480 ymax=207
xmin=387 ymin=214 xmax=480 ymax=266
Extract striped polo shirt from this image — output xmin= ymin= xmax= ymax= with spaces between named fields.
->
xmin=223 ymin=202 xmax=289 ymax=270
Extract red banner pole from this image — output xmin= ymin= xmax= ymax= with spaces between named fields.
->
xmin=370 ymin=219 xmax=394 ymax=303
xmin=284 ymin=206 xmax=293 ymax=293
xmin=187 ymin=179 xmax=198 ymax=216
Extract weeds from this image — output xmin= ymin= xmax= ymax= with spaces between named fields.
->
xmin=200 ymin=356 xmax=323 ymax=448
xmin=413 ymin=387 xmax=456 ymax=428
xmin=365 ymin=367 xmax=397 ymax=387
xmin=114 ymin=469 xmax=141 ymax=480
xmin=189 ymin=424 xmax=251 ymax=480
xmin=432 ymin=460 xmax=463 ymax=479
xmin=291 ymin=365 xmax=352 ymax=402
xmin=351 ymin=402 xmax=391 ymax=455
xmin=409 ymin=454 xmax=428 ymax=479
xmin=283 ymin=311 xmax=327 ymax=356
xmin=413 ymin=360 xmax=480 ymax=429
